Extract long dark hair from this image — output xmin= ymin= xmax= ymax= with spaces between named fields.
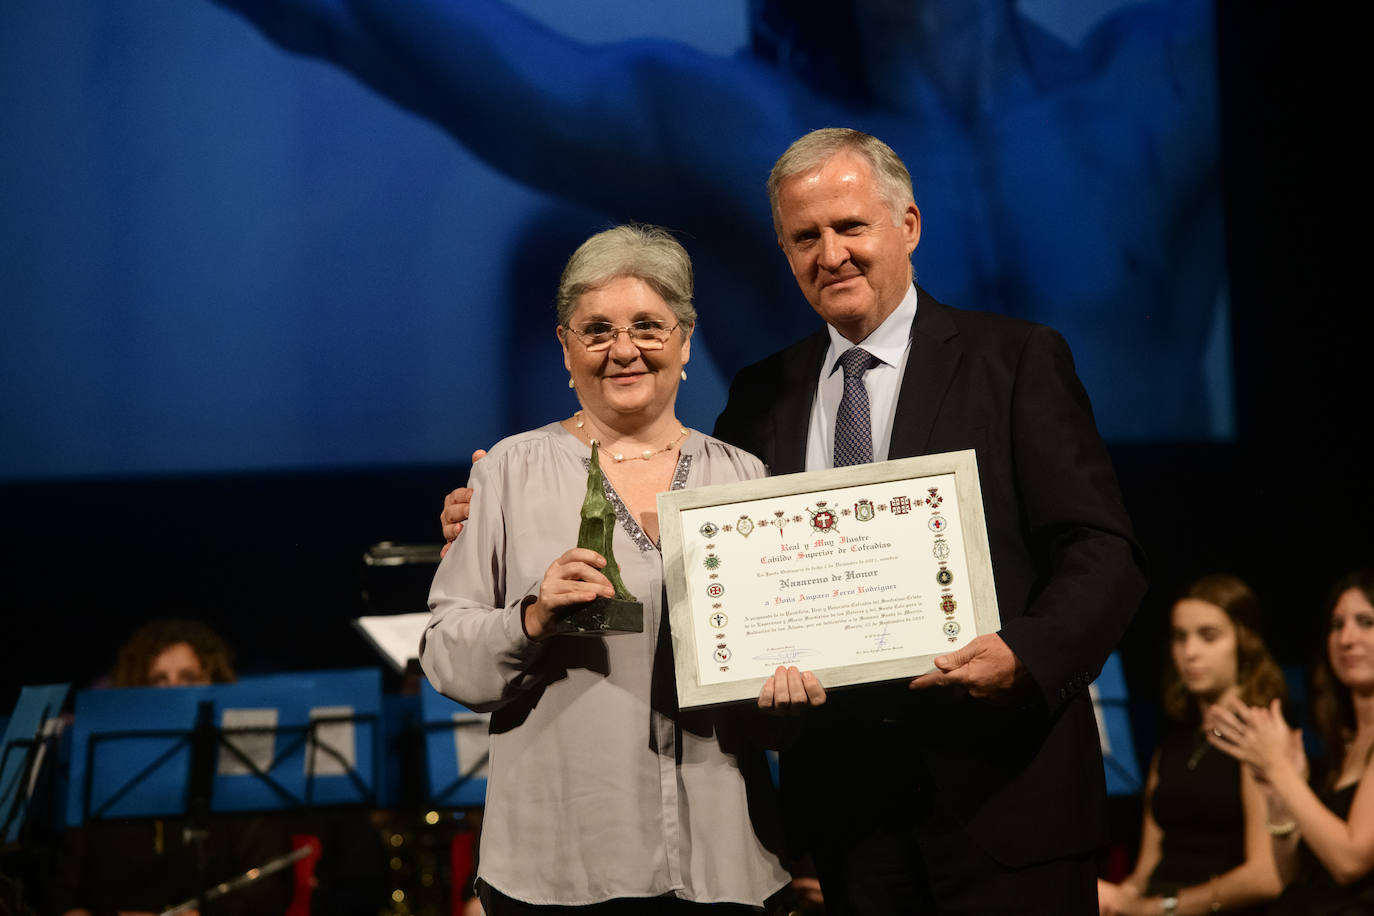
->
xmin=1312 ymin=569 xmax=1374 ymax=789
xmin=1162 ymin=574 xmax=1287 ymax=723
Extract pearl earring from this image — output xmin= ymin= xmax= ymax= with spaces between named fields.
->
xmin=568 ymin=377 xmax=575 ymax=389
xmin=680 ymin=369 xmax=688 ymax=381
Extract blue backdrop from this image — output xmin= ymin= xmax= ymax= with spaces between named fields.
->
xmin=1 ymin=0 xmax=1230 ymax=481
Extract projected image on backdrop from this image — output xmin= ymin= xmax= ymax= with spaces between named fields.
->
xmin=0 ymin=0 xmax=1230 ymax=480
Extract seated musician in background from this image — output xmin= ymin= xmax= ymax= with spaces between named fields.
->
xmin=48 ymin=618 xmax=294 ymax=916
xmin=110 ymin=617 xmax=237 ymax=688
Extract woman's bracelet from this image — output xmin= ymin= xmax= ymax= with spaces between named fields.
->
xmin=1266 ymin=818 xmax=1298 ymax=836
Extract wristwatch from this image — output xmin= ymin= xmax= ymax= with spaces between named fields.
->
xmin=1161 ymin=896 xmax=1179 ymax=916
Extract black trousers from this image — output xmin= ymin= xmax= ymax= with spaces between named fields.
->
xmin=809 ymin=806 xmax=1096 ymax=915
xmin=792 ymin=721 xmax=1098 ymax=916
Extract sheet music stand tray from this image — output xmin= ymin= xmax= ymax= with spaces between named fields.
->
xmin=67 ymin=668 xmax=384 ymax=827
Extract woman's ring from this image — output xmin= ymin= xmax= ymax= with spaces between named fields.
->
xmin=1212 ymin=727 xmax=1223 ymax=738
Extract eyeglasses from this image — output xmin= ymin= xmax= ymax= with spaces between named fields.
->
xmin=563 ymin=320 xmax=681 ymax=351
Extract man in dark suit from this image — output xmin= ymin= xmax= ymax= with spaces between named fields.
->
xmin=441 ymin=128 xmax=1146 ymax=913
xmin=715 ymin=129 xmax=1147 ymax=914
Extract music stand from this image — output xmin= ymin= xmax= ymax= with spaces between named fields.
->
xmin=419 ymin=680 xmax=489 ymax=808
xmin=1092 ymin=651 xmax=1143 ymax=795
xmin=352 ymin=611 xmax=428 ymax=675
xmin=64 ymin=669 xmax=382 ymax=912
xmin=1 ymin=683 xmax=71 ymax=846
xmin=67 ymin=668 xmax=384 ymax=828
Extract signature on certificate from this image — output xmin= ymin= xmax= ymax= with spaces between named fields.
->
xmin=872 ymin=626 xmax=891 ymax=649
xmin=752 ymin=646 xmax=820 ymax=666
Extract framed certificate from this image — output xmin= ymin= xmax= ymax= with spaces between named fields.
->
xmin=658 ymin=449 xmax=1000 ymax=708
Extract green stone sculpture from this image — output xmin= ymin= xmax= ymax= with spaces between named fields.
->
xmin=552 ymin=440 xmax=643 ymax=635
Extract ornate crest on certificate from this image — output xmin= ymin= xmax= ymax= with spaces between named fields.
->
xmin=658 ymin=450 xmax=1001 ymax=708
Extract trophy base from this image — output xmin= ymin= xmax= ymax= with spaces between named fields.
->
xmin=551 ymin=597 xmax=643 ymax=635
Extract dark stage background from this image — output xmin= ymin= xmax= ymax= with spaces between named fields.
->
xmin=0 ymin=2 xmax=1367 ymax=828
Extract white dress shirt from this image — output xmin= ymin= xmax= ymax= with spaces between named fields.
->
xmin=804 ymin=284 xmax=918 ymax=471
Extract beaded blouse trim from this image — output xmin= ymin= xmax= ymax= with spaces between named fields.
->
xmin=581 ymin=452 xmax=693 ymax=553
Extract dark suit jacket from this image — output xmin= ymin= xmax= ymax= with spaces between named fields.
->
xmin=713 ymin=288 xmax=1147 ymax=867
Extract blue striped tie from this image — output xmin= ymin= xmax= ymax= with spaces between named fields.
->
xmin=833 ymin=347 xmax=880 ymax=467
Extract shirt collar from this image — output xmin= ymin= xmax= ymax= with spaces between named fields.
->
xmin=825 ymin=284 xmax=919 ymax=375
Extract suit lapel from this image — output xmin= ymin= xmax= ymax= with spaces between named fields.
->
xmin=769 ymin=331 xmax=829 ymax=475
xmin=889 ymin=289 xmax=962 ymax=460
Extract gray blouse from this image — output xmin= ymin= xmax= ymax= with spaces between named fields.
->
xmin=421 ymin=422 xmax=788 ymax=907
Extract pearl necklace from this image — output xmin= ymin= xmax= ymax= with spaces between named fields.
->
xmin=574 ymin=411 xmax=688 ymax=462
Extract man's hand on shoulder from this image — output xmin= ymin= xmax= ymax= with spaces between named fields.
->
xmin=439 ymin=449 xmax=486 ymax=557
xmin=908 ymin=633 xmax=1030 ymax=701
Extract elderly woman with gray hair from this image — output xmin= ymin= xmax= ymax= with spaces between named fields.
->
xmin=421 ymin=224 xmax=822 ymax=915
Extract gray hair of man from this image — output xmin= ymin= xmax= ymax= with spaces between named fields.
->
xmin=767 ymin=128 xmax=916 ymax=236
xmin=556 ymin=224 xmax=697 ymax=335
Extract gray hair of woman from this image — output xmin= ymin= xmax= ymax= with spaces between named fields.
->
xmin=555 ymin=224 xmax=696 ymax=334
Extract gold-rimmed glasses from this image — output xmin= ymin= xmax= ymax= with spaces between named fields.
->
xmin=562 ymin=320 xmax=681 ymax=351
